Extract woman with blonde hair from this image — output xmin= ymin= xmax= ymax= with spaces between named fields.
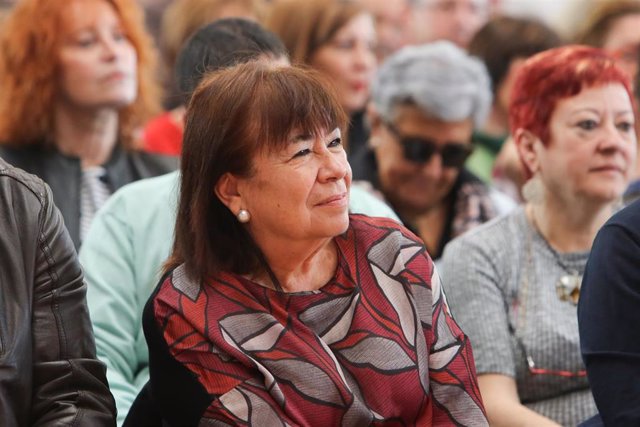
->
xmin=0 ymin=0 xmax=176 ymax=248
xmin=265 ymin=0 xmax=377 ymax=157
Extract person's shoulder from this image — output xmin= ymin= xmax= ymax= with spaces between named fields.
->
xmin=113 ymin=171 xmax=179 ymax=199
xmin=0 ymin=156 xmax=48 ymax=202
xmin=96 ymin=171 xmax=179 ymax=221
xmin=607 ymin=199 xmax=640 ymax=231
xmin=348 ymin=214 xmax=421 ymax=244
xmin=349 ymin=181 xmax=399 ymax=221
xmin=444 ymin=207 xmax=524 ymax=254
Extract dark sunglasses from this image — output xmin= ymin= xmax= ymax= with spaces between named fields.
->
xmin=385 ymin=121 xmax=473 ymax=168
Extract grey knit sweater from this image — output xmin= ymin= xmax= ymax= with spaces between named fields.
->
xmin=438 ymin=207 xmax=597 ymax=426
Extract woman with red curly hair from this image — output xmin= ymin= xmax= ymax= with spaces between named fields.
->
xmin=439 ymin=45 xmax=637 ymax=425
xmin=0 ymin=0 xmax=176 ymax=248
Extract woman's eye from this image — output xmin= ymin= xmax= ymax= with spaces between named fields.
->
xmin=292 ymin=148 xmax=311 ymax=158
xmin=113 ymin=30 xmax=127 ymax=41
xmin=333 ymin=39 xmax=355 ymax=50
xmin=328 ymin=137 xmax=342 ymax=148
xmin=75 ymin=36 xmax=96 ymax=47
xmin=617 ymin=121 xmax=634 ymax=132
xmin=577 ymin=120 xmax=598 ymax=131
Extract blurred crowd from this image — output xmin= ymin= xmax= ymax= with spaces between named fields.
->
xmin=2 ymin=0 xmax=640 ymax=425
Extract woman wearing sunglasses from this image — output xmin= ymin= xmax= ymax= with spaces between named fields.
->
xmin=352 ymin=41 xmax=514 ymax=259
xmin=439 ymin=45 xmax=638 ymax=425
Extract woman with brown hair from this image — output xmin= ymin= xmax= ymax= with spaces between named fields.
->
xmin=0 ymin=0 xmax=176 ymax=248
xmin=265 ymin=0 xmax=377 ymax=158
xmin=574 ymin=0 xmax=640 ymax=81
xmin=141 ymin=61 xmax=488 ymax=425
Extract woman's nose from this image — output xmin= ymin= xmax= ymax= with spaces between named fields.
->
xmin=354 ymin=42 xmax=376 ymax=70
xmin=319 ymin=151 xmax=349 ymax=182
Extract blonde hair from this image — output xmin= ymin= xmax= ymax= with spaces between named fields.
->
xmin=0 ymin=0 xmax=160 ymax=148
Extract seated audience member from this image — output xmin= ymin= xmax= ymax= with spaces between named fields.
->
xmin=354 ymin=0 xmax=412 ymax=61
xmin=574 ymin=0 xmax=640 ymax=82
xmin=138 ymin=60 xmax=487 ymax=425
xmin=0 ymin=0 xmax=176 ymax=249
xmin=0 ymin=157 xmax=115 ymax=424
xmin=439 ymin=45 xmax=637 ymax=425
xmin=574 ymin=1 xmax=640 ymax=202
xmin=466 ymin=15 xmax=562 ymax=184
xmin=352 ymin=41 xmax=514 ymax=259
xmin=265 ymin=0 xmax=377 ymax=159
xmin=579 ymin=198 xmax=640 ymax=426
xmin=80 ymin=19 xmax=397 ymax=426
xmin=143 ymin=0 xmax=264 ymax=155
xmin=412 ymin=0 xmax=489 ymax=49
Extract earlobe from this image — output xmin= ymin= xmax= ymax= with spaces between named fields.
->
xmin=214 ymin=173 xmax=243 ymax=212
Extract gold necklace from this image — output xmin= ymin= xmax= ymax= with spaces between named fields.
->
xmin=527 ymin=207 xmax=583 ymax=305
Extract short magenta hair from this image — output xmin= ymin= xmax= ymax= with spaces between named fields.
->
xmin=509 ymin=45 xmax=635 ymax=146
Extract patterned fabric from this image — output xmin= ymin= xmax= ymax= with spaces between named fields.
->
xmin=79 ymin=166 xmax=111 ymax=242
xmin=146 ymin=215 xmax=487 ymax=426
xmin=451 ymin=173 xmax=499 ymax=239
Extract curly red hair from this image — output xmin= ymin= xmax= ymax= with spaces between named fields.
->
xmin=510 ymin=45 xmax=635 ymax=147
xmin=0 ymin=0 xmax=160 ymax=148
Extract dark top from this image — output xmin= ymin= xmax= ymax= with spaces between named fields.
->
xmin=0 ymin=157 xmax=115 ymax=425
xmin=346 ymin=109 xmax=369 ymax=163
xmin=0 ymin=144 xmax=177 ymax=249
xmin=578 ymin=199 xmax=640 ymax=426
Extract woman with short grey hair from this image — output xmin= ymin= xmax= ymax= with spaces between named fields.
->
xmin=352 ymin=40 xmax=513 ymax=259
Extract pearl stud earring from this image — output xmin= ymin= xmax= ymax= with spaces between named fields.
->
xmin=237 ymin=209 xmax=250 ymax=223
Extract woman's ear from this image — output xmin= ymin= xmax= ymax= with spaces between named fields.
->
xmin=214 ymin=172 xmax=243 ymax=213
xmin=514 ymin=128 xmax=542 ymax=175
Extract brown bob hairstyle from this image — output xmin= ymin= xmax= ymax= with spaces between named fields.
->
xmin=0 ymin=0 xmax=160 ymax=148
xmin=510 ymin=45 xmax=635 ymax=177
xmin=166 ymin=61 xmax=348 ymax=282
xmin=265 ymin=0 xmax=364 ymax=65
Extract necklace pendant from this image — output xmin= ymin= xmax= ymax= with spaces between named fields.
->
xmin=556 ymin=273 xmax=582 ymax=305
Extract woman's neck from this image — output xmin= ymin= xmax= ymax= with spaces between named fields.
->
xmin=54 ymin=104 xmax=119 ymax=168
xmin=254 ymin=238 xmax=338 ymax=293
xmin=526 ymin=197 xmax=614 ymax=253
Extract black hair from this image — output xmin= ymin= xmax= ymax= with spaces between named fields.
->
xmin=174 ymin=18 xmax=288 ymax=104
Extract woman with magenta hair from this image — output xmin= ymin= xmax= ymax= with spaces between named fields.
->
xmin=439 ymin=45 xmax=637 ymax=425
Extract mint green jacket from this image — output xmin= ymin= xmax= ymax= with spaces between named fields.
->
xmin=79 ymin=171 xmax=398 ymax=425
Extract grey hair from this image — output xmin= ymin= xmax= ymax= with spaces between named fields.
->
xmin=371 ymin=40 xmax=492 ymax=128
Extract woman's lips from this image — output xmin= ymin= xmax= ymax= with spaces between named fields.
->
xmin=317 ymin=192 xmax=348 ymax=207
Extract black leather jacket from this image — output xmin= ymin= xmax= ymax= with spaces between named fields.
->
xmin=0 ymin=158 xmax=116 ymax=425
xmin=0 ymin=144 xmax=178 ymax=249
